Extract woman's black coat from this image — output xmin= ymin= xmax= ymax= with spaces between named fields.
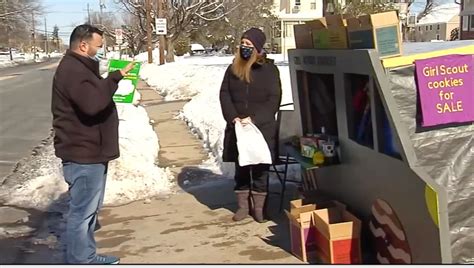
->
xmin=219 ymin=59 xmax=282 ymax=163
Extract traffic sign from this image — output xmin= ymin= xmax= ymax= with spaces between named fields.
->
xmin=155 ymin=18 xmax=167 ymax=35
xmin=115 ymin=28 xmax=123 ymax=44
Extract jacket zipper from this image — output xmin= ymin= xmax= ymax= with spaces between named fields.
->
xmin=245 ymin=84 xmax=249 ymax=109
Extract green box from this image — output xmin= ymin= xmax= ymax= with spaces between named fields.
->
xmin=375 ymin=26 xmax=401 ymax=57
xmin=108 ymin=59 xmax=141 ymax=104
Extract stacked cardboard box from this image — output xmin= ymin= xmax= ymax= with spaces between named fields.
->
xmin=307 ymin=15 xmax=349 ymax=49
xmin=286 ymin=199 xmax=357 ymax=263
xmin=312 ymin=206 xmax=362 ymax=264
xmin=346 ymin=11 xmax=402 ymax=58
xmin=292 ymin=11 xmax=401 ymax=58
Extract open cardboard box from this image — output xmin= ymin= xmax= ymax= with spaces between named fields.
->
xmin=308 ymin=15 xmax=348 ymax=49
xmin=294 ymin=24 xmax=314 ymax=49
xmin=312 ymin=207 xmax=362 ymax=264
xmin=346 ymin=11 xmax=402 ymax=58
xmin=286 ymin=199 xmax=346 ymax=262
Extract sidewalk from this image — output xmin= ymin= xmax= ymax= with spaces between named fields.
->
xmin=93 ymin=81 xmax=302 ymax=263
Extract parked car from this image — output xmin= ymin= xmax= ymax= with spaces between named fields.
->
xmin=189 ymin=44 xmax=205 ymax=55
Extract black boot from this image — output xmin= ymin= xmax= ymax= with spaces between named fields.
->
xmin=251 ymin=191 xmax=267 ymax=223
xmin=233 ymin=190 xmax=250 ymax=221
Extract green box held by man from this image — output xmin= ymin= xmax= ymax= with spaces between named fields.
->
xmin=108 ymin=59 xmax=141 ymax=104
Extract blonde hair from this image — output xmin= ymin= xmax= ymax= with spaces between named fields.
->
xmin=231 ymin=46 xmax=266 ymax=83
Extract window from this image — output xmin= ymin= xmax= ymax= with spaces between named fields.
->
xmin=295 ymin=0 xmax=301 ymax=5
xmin=418 ymin=26 xmax=421 ymax=31
xmin=464 ymin=0 xmax=473 ymax=10
xmin=311 ymin=1 xmax=317 ymax=9
xmin=437 ymin=24 xmax=440 ymax=30
xmin=471 ymin=15 xmax=474 ymax=30
xmin=429 ymin=25 xmax=433 ymax=30
xmin=426 ymin=26 xmax=428 ymax=30
xmin=436 ymin=34 xmax=440 ymax=40
xmin=463 ymin=16 xmax=469 ymax=31
xmin=284 ymin=22 xmax=296 ymax=37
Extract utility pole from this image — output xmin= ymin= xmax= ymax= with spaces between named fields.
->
xmin=44 ymin=17 xmax=48 ymax=55
xmin=87 ymin=3 xmax=91 ymax=24
xmin=157 ymin=0 xmax=165 ymax=65
xmin=146 ymin=0 xmax=153 ymax=63
xmin=32 ymin=12 xmax=36 ymax=60
xmin=99 ymin=0 xmax=107 ymax=58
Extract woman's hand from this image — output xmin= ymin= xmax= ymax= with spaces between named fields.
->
xmin=241 ymin=117 xmax=252 ymax=126
xmin=232 ymin=117 xmax=241 ymax=124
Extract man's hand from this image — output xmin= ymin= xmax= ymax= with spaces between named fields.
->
xmin=120 ymin=62 xmax=136 ymax=76
xmin=232 ymin=117 xmax=241 ymax=124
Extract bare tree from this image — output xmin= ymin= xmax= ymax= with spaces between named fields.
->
xmin=87 ymin=11 xmax=122 ymax=50
xmin=0 ymin=0 xmax=41 ymax=20
xmin=114 ymin=0 xmax=240 ymax=62
xmin=0 ymin=0 xmax=42 ymax=53
xmin=332 ymin=0 xmax=395 ymax=17
xmin=417 ymin=0 xmax=436 ymax=21
xmin=197 ymin=0 xmax=277 ymax=53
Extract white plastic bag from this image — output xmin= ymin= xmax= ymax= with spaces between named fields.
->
xmin=234 ymin=121 xmax=272 ymax=167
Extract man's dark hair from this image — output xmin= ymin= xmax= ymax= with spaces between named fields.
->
xmin=69 ymin=24 xmax=103 ymax=48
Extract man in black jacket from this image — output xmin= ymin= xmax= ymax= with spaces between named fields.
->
xmin=51 ymin=24 xmax=134 ymax=264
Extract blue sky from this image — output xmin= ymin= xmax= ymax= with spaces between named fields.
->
xmin=42 ymin=0 xmax=120 ymax=45
xmin=42 ymin=0 xmax=450 ymax=45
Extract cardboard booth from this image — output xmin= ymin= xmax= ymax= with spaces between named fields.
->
xmin=279 ymin=40 xmax=474 ymax=263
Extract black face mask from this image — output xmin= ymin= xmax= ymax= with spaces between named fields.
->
xmin=239 ymin=45 xmax=254 ymax=60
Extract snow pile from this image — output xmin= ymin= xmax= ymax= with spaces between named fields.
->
xmin=0 ymin=100 xmax=173 ymax=210
xmin=0 ymin=52 xmax=63 ymax=69
xmin=140 ymin=55 xmax=233 ymax=101
xmin=140 ymin=53 xmax=298 ymax=180
xmin=105 ymin=104 xmax=174 ymax=204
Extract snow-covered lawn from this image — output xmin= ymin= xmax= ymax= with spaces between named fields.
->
xmin=0 ymin=52 xmax=63 ymax=69
xmin=139 ymin=51 xmax=299 ymax=180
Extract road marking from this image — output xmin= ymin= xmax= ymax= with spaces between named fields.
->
xmin=0 ymin=160 xmax=17 ymax=164
xmin=0 ymin=75 xmax=16 ymax=81
xmin=39 ymin=62 xmax=60 ymax=70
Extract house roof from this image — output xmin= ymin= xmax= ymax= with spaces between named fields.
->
xmin=417 ymin=3 xmax=460 ymax=25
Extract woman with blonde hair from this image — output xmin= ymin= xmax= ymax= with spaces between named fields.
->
xmin=219 ymin=28 xmax=282 ymax=223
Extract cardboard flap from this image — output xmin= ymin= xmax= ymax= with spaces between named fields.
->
xmin=346 ymin=18 xmax=361 ymax=29
xmin=306 ymin=18 xmax=327 ymax=29
xmin=312 ymin=207 xmax=361 ymax=239
xmin=325 ymin=15 xmax=345 ymax=28
xmin=286 ymin=209 xmax=314 ymax=228
xmin=294 ymin=24 xmax=312 ymax=35
xmin=357 ymin=14 xmax=372 ymax=26
xmin=369 ymin=11 xmax=399 ymax=26
xmin=291 ymin=204 xmax=318 ymax=215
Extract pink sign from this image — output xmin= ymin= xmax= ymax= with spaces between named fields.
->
xmin=415 ymin=54 xmax=474 ymax=127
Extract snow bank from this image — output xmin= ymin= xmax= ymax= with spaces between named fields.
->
xmin=140 ymin=53 xmax=299 ymax=180
xmin=0 ymin=94 xmax=173 ymax=210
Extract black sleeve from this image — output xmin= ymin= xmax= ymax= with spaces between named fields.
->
xmin=252 ymin=64 xmax=282 ymax=125
xmin=219 ymin=65 xmax=239 ymax=124
xmin=67 ymin=70 xmax=123 ymax=116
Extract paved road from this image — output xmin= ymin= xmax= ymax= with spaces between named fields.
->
xmin=0 ymin=60 xmax=60 ymax=180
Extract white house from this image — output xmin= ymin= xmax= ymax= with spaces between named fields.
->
xmin=271 ymin=0 xmax=325 ymax=55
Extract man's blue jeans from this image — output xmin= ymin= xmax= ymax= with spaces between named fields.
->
xmin=62 ymin=162 xmax=108 ymax=263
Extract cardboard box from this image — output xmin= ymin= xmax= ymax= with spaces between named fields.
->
xmin=347 ymin=11 xmax=402 ymax=58
xmin=308 ymin=15 xmax=348 ymax=49
xmin=286 ymin=199 xmax=346 ymax=263
xmin=294 ymin=24 xmax=314 ymax=49
xmin=312 ymin=207 xmax=362 ymax=264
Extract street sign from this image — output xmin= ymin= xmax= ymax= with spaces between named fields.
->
xmin=407 ymin=13 xmax=417 ymax=27
xmin=115 ymin=28 xmax=123 ymax=45
xmin=155 ymin=18 xmax=167 ymax=35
